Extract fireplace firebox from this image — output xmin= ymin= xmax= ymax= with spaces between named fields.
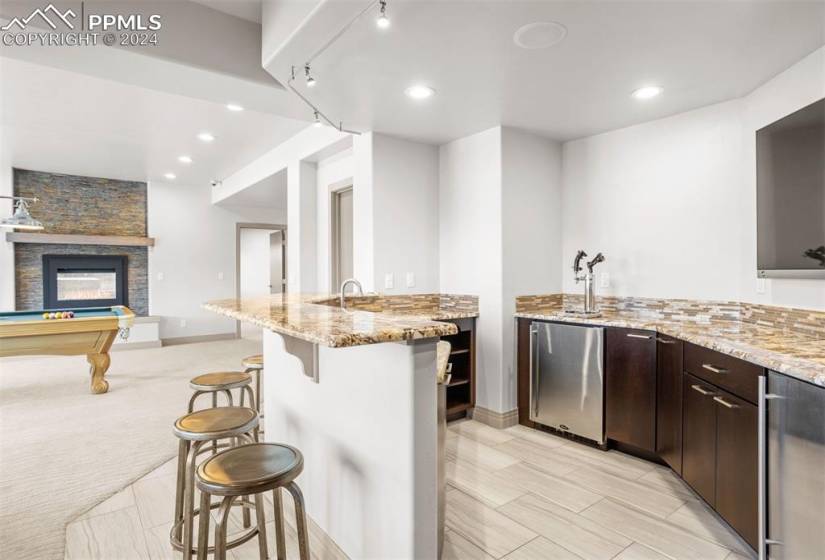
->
xmin=42 ymin=255 xmax=128 ymax=310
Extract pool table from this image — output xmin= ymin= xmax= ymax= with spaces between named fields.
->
xmin=0 ymin=305 xmax=135 ymax=394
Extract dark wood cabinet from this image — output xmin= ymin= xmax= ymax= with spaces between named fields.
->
xmin=605 ymin=327 xmax=657 ymax=452
xmin=442 ymin=317 xmax=476 ymax=421
xmin=681 ymin=373 xmax=718 ymax=505
xmin=715 ymin=390 xmax=758 ymax=549
xmin=655 ymin=334 xmax=683 ymax=474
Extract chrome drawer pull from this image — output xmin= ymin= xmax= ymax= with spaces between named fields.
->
xmin=656 ymin=338 xmax=675 ymax=344
xmin=626 ymin=333 xmax=652 ymax=339
xmin=702 ymin=363 xmax=728 ymax=374
xmin=713 ymin=396 xmax=739 ymax=409
xmin=691 ymin=384 xmax=715 ymax=396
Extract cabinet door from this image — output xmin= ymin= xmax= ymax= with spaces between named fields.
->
xmin=605 ymin=327 xmax=657 ymax=451
xmin=715 ymin=389 xmax=758 ymax=549
xmin=682 ymin=373 xmax=718 ymax=505
xmin=656 ymin=335 xmax=684 ymax=474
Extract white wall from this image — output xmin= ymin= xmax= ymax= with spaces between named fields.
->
xmin=316 ymin=148 xmax=354 ymax=293
xmin=0 ymin=133 xmax=14 ymax=311
xmin=561 ymin=45 xmax=825 ymax=310
xmin=439 ymin=127 xmax=504 ymax=412
xmin=371 ymin=133 xmax=440 ymax=294
xmin=148 ymin=181 xmax=285 ymax=340
xmin=501 ymin=128 xmax=563 ymax=409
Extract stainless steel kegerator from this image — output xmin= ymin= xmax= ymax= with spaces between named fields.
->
xmin=760 ymin=371 xmax=825 ymax=560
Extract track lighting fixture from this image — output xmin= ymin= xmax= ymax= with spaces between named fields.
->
xmin=305 ymin=65 xmax=316 ymax=88
xmin=377 ymin=0 xmax=389 ymax=29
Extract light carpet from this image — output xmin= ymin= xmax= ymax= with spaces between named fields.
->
xmin=0 ymin=338 xmax=259 ymax=560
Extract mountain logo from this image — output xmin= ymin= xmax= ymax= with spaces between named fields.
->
xmin=1 ymin=3 xmax=77 ymax=31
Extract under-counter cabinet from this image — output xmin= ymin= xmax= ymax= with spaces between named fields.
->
xmin=605 ymin=327 xmax=657 ymax=452
xmin=441 ymin=317 xmax=476 ymax=421
xmin=655 ymin=334 xmax=684 ymax=474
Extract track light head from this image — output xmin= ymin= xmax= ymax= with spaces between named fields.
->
xmin=305 ymin=65 xmax=316 ymax=87
xmin=377 ymin=1 xmax=390 ymax=29
xmin=313 ymin=111 xmax=323 ymax=128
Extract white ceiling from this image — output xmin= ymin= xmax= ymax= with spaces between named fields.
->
xmin=219 ymin=169 xmax=288 ymax=208
xmin=267 ymin=0 xmax=825 ymax=143
xmin=0 ymin=57 xmax=308 ymax=185
xmin=190 ymin=0 xmax=261 ymax=23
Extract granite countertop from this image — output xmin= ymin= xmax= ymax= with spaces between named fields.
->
xmin=515 ymin=294 xmax=825 ymax=388
xmin=204 ymin=293 xmax=478 ymax=348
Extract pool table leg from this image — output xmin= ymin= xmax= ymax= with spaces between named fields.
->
xmin=87 ymin=330 xmax=118 ymax=394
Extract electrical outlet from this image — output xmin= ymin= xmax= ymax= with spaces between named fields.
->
xmin=180 ymin=319 xmax=187 ymax=328
xmin=217 ymin=272 xmax=224 ymax=281
xmin=157 ymin=272 xmax=164 ymax=281
xmin=406 ymin=272 xmax=415 ymax=288
xmin=600 ymin=272 xmax=610 ymax=288
xmin=384 ymin=273 xmax=394 ymax=289
xmin=756 ymin=278 xmax=767 ymax=294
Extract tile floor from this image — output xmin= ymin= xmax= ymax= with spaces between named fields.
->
xmin=64 ymin=419 xmax=755 ymax=560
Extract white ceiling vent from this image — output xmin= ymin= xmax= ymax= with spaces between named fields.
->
xmin=513 ymin=21 xmax=568 ymax=49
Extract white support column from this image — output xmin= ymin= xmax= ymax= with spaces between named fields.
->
xmin=287 ymin=160 xmax=317 ymax=292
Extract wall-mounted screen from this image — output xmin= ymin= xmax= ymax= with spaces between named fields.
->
xmin=757 ymin=98 xmax=825 ymax=278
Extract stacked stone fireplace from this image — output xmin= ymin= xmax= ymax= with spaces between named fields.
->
xmin=12 ymin=169 xmax=149 ymax=315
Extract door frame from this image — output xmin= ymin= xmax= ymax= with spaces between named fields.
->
xmin=329 ymin=180 xmax=353 ymax=291
xmin=235 ymin=222 xmax=287 ymax=338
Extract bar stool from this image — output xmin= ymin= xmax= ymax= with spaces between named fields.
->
xmin=171 ymin=406 xmax=260 ymax=560
xmin=188 ymin=371 xmax=255 ymax=413
xmin=241 ymin=355 xmax=264 ymax=414
xmin=196 ymin=443 xmax=310 ymax=560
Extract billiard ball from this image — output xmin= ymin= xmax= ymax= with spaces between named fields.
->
xmin=42 ymin=312 xmax=49 ymax=319
xmin=48 ymin=312 xmax=56 ymax=319
xmin=68 ymin=311 xmax=75 ymax=318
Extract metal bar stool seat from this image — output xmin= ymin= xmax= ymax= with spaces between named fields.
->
xmin=188 ymin=371 xmax=255 ymax=413
xmin=196 ymin=443 xmax=310 ymax=560
xmin=171 ymin=406 xmax=260 ymax=560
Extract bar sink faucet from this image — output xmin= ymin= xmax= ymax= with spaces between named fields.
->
xmin=572 ymin=250 xmax=605 ymax=315
xmin=339 ymin=278 xmax=363 ymax=309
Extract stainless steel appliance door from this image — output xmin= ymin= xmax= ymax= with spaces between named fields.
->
xmin=529 ymin=321 xmax=604 ymax=443
xmin=765 ymin=372 xmax=825 ymax=559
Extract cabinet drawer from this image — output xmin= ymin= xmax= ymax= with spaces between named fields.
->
xmin=684 ymin=343 xmax=763 ymax=403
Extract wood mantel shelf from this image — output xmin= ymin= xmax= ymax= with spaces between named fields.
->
xmin=5 ymin=232 xmax=155 ymax=247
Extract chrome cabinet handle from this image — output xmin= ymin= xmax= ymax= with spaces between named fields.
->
xmin=529 ymin=324 xmax=539 ymax=418
xmin=656 ymin=337 xmax=675 ymax=344
xmin=713 ymin=396 xmax=739 ymax=409
xmin=626 ymin=333 xmax=652 ymax=339
xmin=702 ymin=363 xmax=728 ymax=374
xmin=691 ymin=384 xmax=715 ymax=396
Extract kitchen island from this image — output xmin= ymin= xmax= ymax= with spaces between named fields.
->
xmin=205 ymin=293 xmax=478 ymax=559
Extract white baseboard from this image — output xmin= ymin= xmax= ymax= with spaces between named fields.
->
xmin=162 ymin=332 xmax=237 ymax=346
xmin=110 ymin=340 xmax=162 ymax=351
xmin=471 ymin=406 xmax=519 ymax=429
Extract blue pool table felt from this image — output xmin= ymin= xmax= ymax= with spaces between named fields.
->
xmin=0 ymin=307 xmax=126 ymax=321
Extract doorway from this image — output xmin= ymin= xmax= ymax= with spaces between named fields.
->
xmin=236 ymin=223 xmax=286 ymax=339
xmin=330 ymin=186 xmax=353 ymax=291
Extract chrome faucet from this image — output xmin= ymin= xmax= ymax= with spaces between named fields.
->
xmin=339 ymin=278 xmax=363 ymax=308
xmin=573 ymin=251 xmax=605 ymax=315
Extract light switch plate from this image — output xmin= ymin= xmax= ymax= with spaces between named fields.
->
xmin=180 ymin=319 xmax=187 ymax=328
xmin=384 ymin=273 xmax=394 ymax=289
xmin=756 ymin=278 xmax=767 ymax=294
xmin=600 ymin=272 xmax=610 ymax=288
xmin=406 ymin=272 xmax=415 ymax=288
xmin=157 ymin=272 xmax=164 ymax=281
xmin=217 ymin=272 xmax=224 ymax=281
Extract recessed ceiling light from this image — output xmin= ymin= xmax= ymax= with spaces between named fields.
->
xmin=405 ymin=85 xmax=435 ymax=100
xmin=632 ymin=86 xmax=663 ymax=100
xmin=197 ymin=132 xmax=215 ymax=142
xmin=226 ymin=103 xmax=244 ymax=112
xmin=178 ymin=155 xmax=192 ymax=164
xmin=513 ymin=21 xmax=567 ymax=49
xmin=164 ymin=173 xmax=176 ymax=180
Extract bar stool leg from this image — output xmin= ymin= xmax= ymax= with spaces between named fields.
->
xmin=173 ymin=439 xmax=190 ymax=543
xmin=286 ymin=482 xmax=310 ymax=560
xmin=183 ymin=441 xmax=204 ymax=560
xmin=196 ymin=490 xmax=211 ymax=560
xmin=254 ymin=493 xmax=269 ymax=559
xmin=272 ymin=488 xmax=287 ymax=560
xmin=215 ymin=496 xmax=236 ymax=560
